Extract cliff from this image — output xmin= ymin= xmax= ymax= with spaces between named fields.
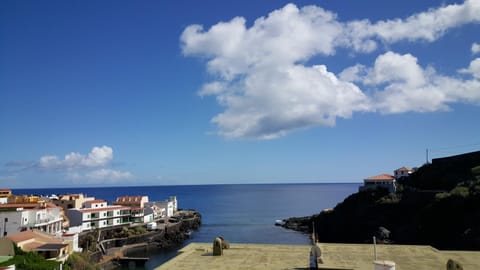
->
xmin=283 ymin=151 xmax=480 ymax=250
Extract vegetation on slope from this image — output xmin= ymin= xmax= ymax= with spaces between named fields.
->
xmin=284 ymin=151 xmax=480 ymax=250
xmin=0 ymin=245 xmax=60 ymax=270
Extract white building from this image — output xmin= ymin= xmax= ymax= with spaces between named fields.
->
xmin=113 ymin=196 xmax=151 ymax=223
xmin=66 ymin=200 xmax=131 ymax=232
xmin=0 ymin=189 xmax=12 ymax=204
xmin=359 ymin=174 xmax=397 ymax=193
xmin=0 ymin=202 xmax=63 ymax=236
xmin=394 ymin=167 xmax=412 ymax=179
xmin=145 ymin=197 xmax=176 ymax=218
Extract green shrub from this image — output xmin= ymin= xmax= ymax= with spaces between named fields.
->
xmin=435 ymin=192 xmax=450 ymax=200
xmin=450 ymin=186 xmax=470 ymax=197
xmin=0 ymin=246 xmax=60 ymax=269
xmin=135 ymin=226 xmax=147 ymax=234
xmin=64 ymin=252 xmax=100 ymax=270
xmin=472 ymin=165 xmax=480 ymax=175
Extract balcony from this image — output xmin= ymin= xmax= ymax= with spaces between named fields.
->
xmin=25 ymin=217 xmax=62 ymax=227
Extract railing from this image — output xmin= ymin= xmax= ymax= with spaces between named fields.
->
xmin=25 ymin=217 xmax=62 ymax=227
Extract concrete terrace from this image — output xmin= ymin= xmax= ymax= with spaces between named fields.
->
xmin=155 ymin=242 xmax=480 ymax=270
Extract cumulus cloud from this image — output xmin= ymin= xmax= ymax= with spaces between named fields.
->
xmin=473 ymin=43 xmax=480 ymax=54
xmin=342 ymin=52 xmax=480 ymax=113
xmin=39 ymin=146 xmax=113 ymax=169
xmin=67 ymin=169 xmax=134 ymax=184
xmin=344 ymin=0 xmax=480 ymax=46
xmin=210 ymin=65 xmax=370 ymax=139
xmin=459 ymin=58 xmax=480 ymax=78
xmin=181 ymin=1 xmax=480 ymax=139
xmin=86 ymin=169 xmax=133 ymax=181
xmin=1 ymin=146 xmax=136 ymax=186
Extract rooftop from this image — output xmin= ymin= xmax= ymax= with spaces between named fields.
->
xmin=155 ymin=242 xmax=480 ymax=270
xmin=394 ymin=166 xmax=410 ymax=172
xmin=86 ymin=199 xmax=106 ymax=203
xmin=364 ymin=174 xmax=395 ymax=181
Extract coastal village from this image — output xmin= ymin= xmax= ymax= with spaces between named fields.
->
xmin=0 ymin=190 xmax=201 ymax=269
xmin=1 ymin=152 xmax=480 ymax=269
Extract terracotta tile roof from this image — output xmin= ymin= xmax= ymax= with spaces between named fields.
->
xmin=365 ymin=174 xmax=395 ymax=181
xmin=0 ymin=203 xmax=40 ymax=209
xmin=395 ymin=167 xmax=410 ymax=172
xmin=7 ymin=230 xmax=62 ymax=244
xmin=23 ymin=242 xmax=44 ymax=251
xmin=115 ymin=196 xmax=147 ymax=202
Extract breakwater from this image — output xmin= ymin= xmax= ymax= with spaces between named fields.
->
xmin=78 ymin=210 xmax=201 ymax=268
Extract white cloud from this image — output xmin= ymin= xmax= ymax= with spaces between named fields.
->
xmin=86 ymin=169 xmax=133 ymax=181
xmin=459 ymin=58 xmax=480 ymax=78
xmin=67 ymin=169 xmax=134 ymax=184
xmin=473 ymin=43 xmax=480 ymax=55
xmin=342 ymin=52 xmax=480 ymax=113
xmin=210 ymin=65 xmax=370 ymax=139
xmin=181 ymin=1 xmax=480 ymax=139
xmin=182 ymin=4 xmax=343 ymax=80
xmin=39 ymin=146 xmax=113 ymax=169
xmin=348 ymin=0 xmax=480 ymax=45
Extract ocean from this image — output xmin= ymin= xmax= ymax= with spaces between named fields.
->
xmin=14 ymin=183 xmax=359 ymax=269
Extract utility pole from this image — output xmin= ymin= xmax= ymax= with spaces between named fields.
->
xmin=426 ymin=148 xmax=429 ymax=164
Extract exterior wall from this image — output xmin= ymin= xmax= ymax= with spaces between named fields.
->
xmin=0 ymin=189 xmax=12 ymax=198
xmin=25 ymin=208 xmax=63 ymax=235
xmin=0 ymin=198 xmax=7 ymax=204
xmin=67 ymin=207 xmax=131 ymax=232
xmin=62 ymin=233 xmax=81 ymax=252
xmin=83 ymin=201 xmax=107 ymax=209
xmin=394 ymin=169 xmax=410 ymax=179
xmin=66 ymin=209 xmax=83 ymax=227
xmin=0 ymin=208 xmax=63 ymax=236
xmin=169 ymin=196 xmax=178 ymax=212
xmin=0 ymin=211 xmax=25 ymax=236
xmin=359 ymin=180 xmax=396 ymax=193
xmin=155 ymin=201 xmax=174 ymax=217
xmin=144 ymin=203 xmax=166 ymax=219
xmin=54 ymin=194 xmax=95 ymax=210
xmin=143 ymin=208 xmax=154 ymax=223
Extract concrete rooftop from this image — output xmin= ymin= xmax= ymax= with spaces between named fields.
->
xmin=155 ymin=242 xmax=480 ymax=270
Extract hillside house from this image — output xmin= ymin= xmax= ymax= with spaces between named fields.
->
xmin=359 ymin=174 xmax=397 ymax=193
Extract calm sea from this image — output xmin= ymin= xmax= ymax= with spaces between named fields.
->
xmin=14 ymin=183 xmax=359 ymax=269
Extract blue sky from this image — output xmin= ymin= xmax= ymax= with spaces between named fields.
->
xmin=1 ymin=0 xmax=480 ymax=188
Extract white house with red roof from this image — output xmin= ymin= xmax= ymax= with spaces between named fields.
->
xmin=359 ymin=173 xmax=397 ymax=193
xmin=394 ymin=166 xmax=412 ymax=179
xmin=66 ymin=199 xmax=131 ymax=232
